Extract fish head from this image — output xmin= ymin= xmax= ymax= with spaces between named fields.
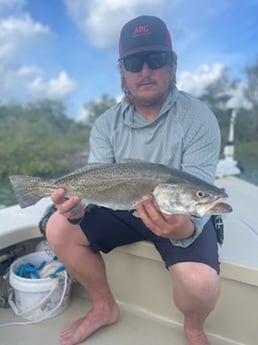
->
xmin=152 ymin=183 xmax=232 ymax=217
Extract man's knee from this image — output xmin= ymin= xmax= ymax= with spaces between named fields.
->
xmin=46 ymin=211 xmax=90 ymax=253
xmin=170 ymin=262 xmax=220 ymax=301
xmin=190 ymin=264 xmax=219 ymax=300
xmin=45 ymin=212 xmax=70 ymax=251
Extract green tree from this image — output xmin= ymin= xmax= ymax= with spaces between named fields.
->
xmin=0 ymin=100 xmax=89 ymax=180
xmin=199 ymin=62 xmax=258 ymax=145
xmin=199 ymin=68 xmax=232 ymax=147
xmin=81 ymin=93 xmax=117 ymax=127
xmin=245 ymin=57 xmax=258 ymax=140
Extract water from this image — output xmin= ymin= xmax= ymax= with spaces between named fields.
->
xmin=0 ymin=180 xmax=17 ymax=209
xmin=1 ymin=161 xmax=257 ymax=209
xmin=238 ymin=158 xmax=258 ymax=187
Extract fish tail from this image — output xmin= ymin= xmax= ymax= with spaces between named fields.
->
xmin=9 ymin=175 xmax=52 ymax=208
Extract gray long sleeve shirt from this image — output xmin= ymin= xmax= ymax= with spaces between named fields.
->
xmin=88 ymin=86 xmax=221 ymax=247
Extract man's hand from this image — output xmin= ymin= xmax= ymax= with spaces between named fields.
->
xmin=51 ymin=188 xmax=85 ymax=220
xmin=135 ymin=194 xmax=195 ymax=239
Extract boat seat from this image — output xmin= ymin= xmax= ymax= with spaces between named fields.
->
xmin=0 ymin=199 xmax=50 ymax=251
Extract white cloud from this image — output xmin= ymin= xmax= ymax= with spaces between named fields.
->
xmin=0 ymin=14 xmax=50 ymax=61
xmin=64 ymin=0 xmax=181 ymax=48
xmin=0 ymin=8 xmax=76 ymax=104
xmin=27 ymin=71 xmax=77 ymax=101
xmin=177 ymin=63 xmax=226 ymax=97
xmin=0 ymin=64 xmax=77 ymax=103
xmin=18 ymin=65 xmax=41 ymax=77
xmin=225 ymin=82 xmax=252 ymax=110
xmin=0 ymin=64 xmax=39 ymax=97
xmin=75 ymin=106 xmax=90 ymax=123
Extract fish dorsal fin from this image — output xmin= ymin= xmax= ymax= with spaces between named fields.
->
xmin=121 ymin=158 xmax=167 ymax=170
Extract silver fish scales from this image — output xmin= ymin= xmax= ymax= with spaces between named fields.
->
xmin=9 ymin=160 xmax=232 ymax=217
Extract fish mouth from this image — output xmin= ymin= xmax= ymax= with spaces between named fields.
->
xmin=206 ymin=198 xmax=233 ymax=215
xmin=208 ymin=202 xmax=232 ymax=214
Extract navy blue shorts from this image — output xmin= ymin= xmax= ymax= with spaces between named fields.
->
xmin=80 ymin=207 xmax=220 ymax=273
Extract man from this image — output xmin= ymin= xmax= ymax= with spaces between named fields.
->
xmin=46 ymin=15 xmax=221 ymax=345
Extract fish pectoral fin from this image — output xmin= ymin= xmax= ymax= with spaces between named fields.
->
xmin=79 ymin=199 xmax=92 ymax=210
xmin=132 ymin=211 xmax=140 ymax=218
xmin=131 ymin=194 xmax=154 ymax=210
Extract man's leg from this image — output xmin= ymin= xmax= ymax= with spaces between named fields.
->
xmin=46 ymin=212 xmax=119 ymax=345
xmin=169 ymin=262 xmax=220 ymax=345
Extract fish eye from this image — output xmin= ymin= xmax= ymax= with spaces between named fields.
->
xmin=195 ymin=190 xmax=205 ymax=198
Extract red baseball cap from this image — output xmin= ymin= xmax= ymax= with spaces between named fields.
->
xmin=119 ymin=15 xmax=172 ymax=59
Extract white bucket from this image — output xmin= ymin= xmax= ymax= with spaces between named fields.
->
xmin=8 ymin=251 xmax=72 ymax=321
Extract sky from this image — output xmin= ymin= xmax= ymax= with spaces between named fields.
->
xmin=0 ymin=0 xmax=257 ymax=119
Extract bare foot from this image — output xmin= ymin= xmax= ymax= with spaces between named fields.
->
xmin=60 ymin=302 xmax=120 ymax=345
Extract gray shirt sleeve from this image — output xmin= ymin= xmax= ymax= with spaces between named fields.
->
xmin=88 ymin=114 xmax=115 ymax=163
xmin=169 ymin=215 xmax=210 ymax=248
xmin=168 ymin=98 xmax=220 ymax=247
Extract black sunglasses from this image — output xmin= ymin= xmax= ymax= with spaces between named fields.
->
xmin=122 ymin=52 xmax=172 ymax=73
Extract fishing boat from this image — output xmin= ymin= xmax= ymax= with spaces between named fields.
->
xmin=0 ymin=111 xmax=257 ymax=344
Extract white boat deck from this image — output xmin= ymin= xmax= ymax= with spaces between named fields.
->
xmin=0 ymin=284 xmax=242 ymax=345
xmin=0 ymin=176 xmax=258 ymax=345
xmin=216 ymin=176 xmax=258 ymax=268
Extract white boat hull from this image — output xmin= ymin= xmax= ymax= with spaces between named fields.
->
xmin=0 ymin=176 xmax=257 ymax=345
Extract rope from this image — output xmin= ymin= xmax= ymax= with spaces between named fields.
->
xmin=0 ymin=259 xmax=69 ymax=328
xmin=15 ymin=259 xmax=65 ymax=279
